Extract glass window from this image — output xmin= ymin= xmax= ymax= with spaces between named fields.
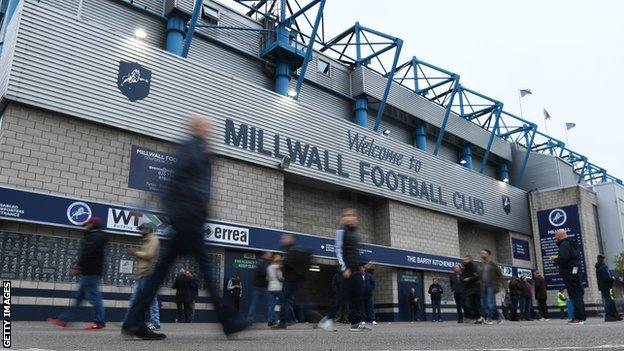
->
xmin=317 ymin=58 xmax=330 ymax=75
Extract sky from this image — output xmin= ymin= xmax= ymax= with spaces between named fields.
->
xmin=314 ymin=0 xmax=624 ymax=179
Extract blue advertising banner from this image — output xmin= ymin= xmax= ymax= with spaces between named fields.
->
xmin=536 ymin=205 xmax=588 ymax=290
xmin=127 ymin=145 xmax=176 ymax=193
xmin=0 ymin=186 xmax=526 ymax=275
xmin=512 ymin=238 xmax=531 ymax=261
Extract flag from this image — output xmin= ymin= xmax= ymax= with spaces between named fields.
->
xmin=519 ymin=89 xmax=532 ymax=97
xmin=543 ymin=108 xmax=551 ymax=120
xmin=565 ymin=122 xmax=576 ymax=130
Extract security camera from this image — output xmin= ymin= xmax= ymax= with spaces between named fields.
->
xmin=278 ymin=155 xmax=291 ymax=169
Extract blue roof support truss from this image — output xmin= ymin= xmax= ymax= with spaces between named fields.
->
xmin=319 ymin=22 xmax=403 ymax=131
xmin=177 ymin=1 xmax=620 ymax=186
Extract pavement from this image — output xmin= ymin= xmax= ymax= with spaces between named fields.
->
xmin=8 ymin=318 xmax=624 ymax=351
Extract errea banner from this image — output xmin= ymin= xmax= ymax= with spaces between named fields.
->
xmin=205 ymin=223 xmax=249 ymax=246
xmin=0 ymin=186 xmax=531 ymax=275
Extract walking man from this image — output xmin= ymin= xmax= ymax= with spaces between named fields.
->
xmin=533 ymin=271 xmax=548 ymax=321
xmin=461 ymin=255 xmax=481 ymax=323
xmin=362 ymin=266 xmax=377 ymax=325
xmin=121 ymin=117 xmax=249 ymax=339
xmin=549 ymin=229 xmax=586 ymax=324
xmin=48 ymin=217 xmax=108 ymax=330
xmin=318 ymin=208 xmax=371 ymax=332
xmin=595 ymin=254 xmax=620 ymax=321
xmin=226 ymin=273 xmax=243 ymax=312
xmin=267 ymin=254 xmax=283 ymax=327
xmin=125 ymin=222 xmax=160 ymax=329
xmin=450 ymin=264 xmax=465 ymax=323
xmin=428 ymin=279 xmax=444 ymax=322
xmin=246 ymin=252 xmax=272 ymax=323
xmin=272 ymin=234 xmax=311 ymax=329
xmin=479 ymin=249 xmax=502 ymax=325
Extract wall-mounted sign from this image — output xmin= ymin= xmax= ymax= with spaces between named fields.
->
xmin=537 ymin=205 xmax=588 ymax=290
xmin=512 ymin=238 xmax=531 ymax=261
xmin=127 ymin=145 xmax=176 ymax=193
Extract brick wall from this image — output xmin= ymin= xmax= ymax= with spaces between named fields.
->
xmin=458 ymin=224 xmax=499 ymax=261
xmin=387 ymin=200 xmax=459 ymax=257
xmin=529 ymin=186 xmax=602 ymax=307
xmin=283 ymin=182 xmax=376 ymax=241
xmin=0 ymin=103 xmax=284 ymax=228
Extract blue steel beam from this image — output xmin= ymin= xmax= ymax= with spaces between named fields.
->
xmin=181 ymin=0 xmax=203 ymax=58
xmin=433 ymin=76 xmax=460 ymax=155
xmin=293 ymin=0 xmax=325 ymax=100
xmin=373 ymin=38 xmax=402 ymax=131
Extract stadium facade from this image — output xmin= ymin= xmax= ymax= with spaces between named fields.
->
xmin=0 ymin=0 xmax=622 ymax=321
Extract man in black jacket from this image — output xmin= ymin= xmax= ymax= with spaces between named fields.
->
xmin=122 ymin=117 xmax=248 ymax=340
xmin=318 ymin=208 xmax=371 ymax=332
xmin=450 ymin=264 xmax=465 ymax=323
xmin=428 ymin=279 xmax=444 ymax=322
xmin=549 ymin=229 xmax=586 ymax=324
xmin=461 ymin=255 xmax=481 ymax=322
xmin=272 ymin=234 xmax=311 ymax=329
xmin=48 ymin=217 xmax=108 ymax=330
xmin=173 ymin=269 xmax=193 ymax=323
xmin=596 ymin=255 xmax=620 ymax=321
xmin=246 ymin=252 xmax=273 ymax=323
xmin=533 ymin=271 xmax=548 ymax=321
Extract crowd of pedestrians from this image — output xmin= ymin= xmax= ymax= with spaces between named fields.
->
xmin=44 ymin=116 xmax=623 ymax=343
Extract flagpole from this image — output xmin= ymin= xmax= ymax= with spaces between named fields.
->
xmin=543 ymin=108 xmax=549 ymax=135
xmin=564 ymin=125 xmax=570 ymax=148
xmin=517 ymin=90 xmax=524 ymax=117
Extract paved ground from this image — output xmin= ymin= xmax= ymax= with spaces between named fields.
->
xmin=9 ymin=319 xmax=624 ymax=351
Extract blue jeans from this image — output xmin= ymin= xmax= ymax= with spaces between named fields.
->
xmin=124 ymin=276 xmax=159 ymax=326
xmin=365 ymin=295 xmax=375 ymax=322
xmin=480 ymin=284 xmax=495 ymax=320
xmin=267 ymin=290 xmax=281 ymax=324
xmin=431 ymin=299 xmax=441 ymax=321
xmin=246 ymin=286 xmax=268 ymax=321
xmin=325 ymin=274 xmax=364 ymax=326
xmin=601 ymin=290 xmax=615 ymax=319
xmin=59 ymin=275 xmax=105 ymax=325
xmin=563 ymin=274 xmax=586 ymax=321
xmin=279 ymin=281 xmax=298 ymax=325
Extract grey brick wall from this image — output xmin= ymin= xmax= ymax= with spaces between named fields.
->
xmin=283 ymin=182 xmax=375 ymax=241
xmin=387 ymin=200 xmax=459 ymax=257
xmin=0 ymin=103 xmax=284 ymax=228
xmin=458 ymin=224 xmax=499 ymax=261
xmin=529 ymin=186 xmax=602 ymax=306
xmin=495 ymin=231 xmax=513 ymax=265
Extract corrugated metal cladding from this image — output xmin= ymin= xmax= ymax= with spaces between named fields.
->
xmin=288 ymin=79 xmax=352 ymax=120
xmin=299 ymin=55 xmax=352 ymax=96
xmin=351 ymin=68 xmax=513 ymax=161
xmin=188 ymin=39 xmax=272 ymax=89
xmin=174 ymin=0 xmax=261 ymax=56
xmin=79 ymin=0 xmax=165 ymax=49
xmin=0 ymin=1 xmax=20 ymax=97
xmin=128 ymin=0 xmax=165 ymax=14
xmin=5 ymin=0 xmax=531 ymax=234
xmin=37 ymin=0 xmax=80 ymax=15
xmin=426 ymin=139 xmax=458 ymax=163
xmin=366 ymin=113 xmax=410 ymax=144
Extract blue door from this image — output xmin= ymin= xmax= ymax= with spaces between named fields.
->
xmin=397 ymin=269 xmax=424 ymax=321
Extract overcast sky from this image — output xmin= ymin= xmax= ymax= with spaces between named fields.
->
xmin=315 ymin=0 xmax=623 ymax=180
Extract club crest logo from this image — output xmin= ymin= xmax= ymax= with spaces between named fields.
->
xmin=66 ymin=202 xmax=92 ymax=225
xmin=502 ymin=195 xmax=511 ymax=215
xmin=117 ymin=60 xmax=151 ymax=102
xmin=549 ymin=208 xmax=567 ymax=227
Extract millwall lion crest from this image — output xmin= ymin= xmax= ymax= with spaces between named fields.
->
xmin=502 ymin=195 xmax=511 ymax=215
xmin=117 ymin=60 xmax=151 ymax=102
